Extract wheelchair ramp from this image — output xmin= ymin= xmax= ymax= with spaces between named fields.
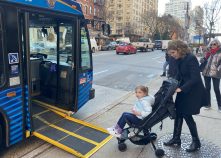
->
xmin=32 ymin=102 xmax=112 ymax=158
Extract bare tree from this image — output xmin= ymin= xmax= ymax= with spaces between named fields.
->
xmin=156 ymin=14 xmax=185 ymax=40
xmin=157 ymin=16 xmax=168 ymax=40
xmin=203 ymin=0 xmax=221 ymax=42
xmin=99 ymin=1 xmax=113 ymax=24
xmin=141 ymin=10 xmax=158 ymax=39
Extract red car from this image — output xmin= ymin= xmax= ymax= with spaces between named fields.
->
xmin=116 ymin=43 xmax=137 ymax=55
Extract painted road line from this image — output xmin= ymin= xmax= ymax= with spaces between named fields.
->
xmin=152 ymin=55 xmax=164 ymax=60
xmin=157 ymin=61 xmax=164 ymax=64
xmin=94 ymin=69 xmax=109 ymax=76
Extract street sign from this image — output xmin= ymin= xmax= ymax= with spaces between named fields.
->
xmin=8 ymin=53 xmax=19 ymax=64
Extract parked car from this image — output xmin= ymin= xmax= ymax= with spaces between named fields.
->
xmin=116 ymin=43 xmax=137 ymax=55
xmin=90 ymin=38 xmax=99 ymax=53
xmin=154 ymin=40 xmax=162 ymax=49
xmin=116 ymin=37 xmax=130 ymax=43
xmin=132 ymin=37 xmax=154 ymax=52
xmin=101 ymin=41 xmax=117 ymax=51
xmin=161 ymin=40 xmax=171 ymax=51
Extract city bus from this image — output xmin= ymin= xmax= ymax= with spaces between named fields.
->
xmin=0 ymin=0 xmax=111 ymax=157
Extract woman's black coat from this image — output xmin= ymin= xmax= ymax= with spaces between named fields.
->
xmin=175 ymin=53 xmax=207 ymax=115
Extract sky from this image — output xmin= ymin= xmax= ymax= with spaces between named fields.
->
xmin=158 ymin=0 xmax=209 ymax=16
xmin=158 ymin=0 xmax=221 ymax=35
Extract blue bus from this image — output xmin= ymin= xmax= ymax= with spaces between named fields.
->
xmin=0 ymin=0 xmax=111 ymax=157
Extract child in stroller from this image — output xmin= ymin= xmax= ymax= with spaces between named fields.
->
xmin=108 ymin=79 xmax=178 ymax=157
xmin=107 ymin=85 xmax=155 ymax=137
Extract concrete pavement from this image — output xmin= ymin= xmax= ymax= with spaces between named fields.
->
xmin=87 ymin=76 xmax=221 ymax=158
xmin=8 ymin=76 xmax=221 ymax=158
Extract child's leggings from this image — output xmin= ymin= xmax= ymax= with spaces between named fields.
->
xmin=117 ymin=112 xmax=142 ymax=129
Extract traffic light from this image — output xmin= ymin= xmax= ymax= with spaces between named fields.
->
xmin=102 ymin=24 xmax=111 ymax=36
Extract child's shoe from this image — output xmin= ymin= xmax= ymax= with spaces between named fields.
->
xmin=107 ymin=127 xmax=121 ymax=138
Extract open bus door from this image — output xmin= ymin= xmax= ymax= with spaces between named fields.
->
xmin=19 ymin=9 xmax=110 ymax=158
xmin=0 ymin=2 xmax=110 ymax=156
xmin=22 ymin=13 xmax=79 ymax=112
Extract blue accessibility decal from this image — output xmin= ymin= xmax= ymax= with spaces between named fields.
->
xmin=8 ymin=53 xmax=19 ymax=64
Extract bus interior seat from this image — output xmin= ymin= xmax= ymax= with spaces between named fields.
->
xmin=39 ymin=61 xmax=57 ymax=99
xmin=57 ymin=65 xmax=73 ymax=105
xmin=38 ymin=60 xmax=73 ymax=106
xmin=30 ymin=57 xmax=43 ymax=96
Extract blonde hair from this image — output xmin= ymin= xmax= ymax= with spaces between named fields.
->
xmin=135 ymin=85 xmax=149 ymax=96
xmin=168 ymin=40 xmax=190 ymax=57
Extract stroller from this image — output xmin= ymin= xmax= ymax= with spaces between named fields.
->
xmin=117 ymin=79 xmax=178 ymax=157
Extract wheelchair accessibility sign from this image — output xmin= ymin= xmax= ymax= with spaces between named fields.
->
xmin=8 ymin=53 xmax=19 ymax=64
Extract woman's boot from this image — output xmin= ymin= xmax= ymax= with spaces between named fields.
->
xmin=164 ymin=118 xmax=183 ymax=146
xmin=186 ymin=137 xmax=201 ymax=152
xmin=160 ymin=72 xmax=166 ymax=77
xmin=185 ymin=116 xmax=201 ymax=152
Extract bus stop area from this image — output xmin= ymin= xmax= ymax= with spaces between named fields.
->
xmin=4 ymin=76 xmax=220 ymax=158
xmin=88 ymin=77 xmax=221 ymax=158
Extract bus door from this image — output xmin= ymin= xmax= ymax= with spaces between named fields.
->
xmin=22 ymin=13 xmax=78 ymax=114
xmin=77 ymin=26 xmax=94 ymax=110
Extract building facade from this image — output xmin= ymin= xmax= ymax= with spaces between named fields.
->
xmin=165 ymin=0 xmax=191 ymax=27
xmin=93 ymin=0 xmax=105 ymax=31
xmin=189 ymin=6 xmax=204 ymax=44
xmin=76 ymin=0 xmax=94 ymax=20
xmin=105 ymin=0 xmax=158 ymax=40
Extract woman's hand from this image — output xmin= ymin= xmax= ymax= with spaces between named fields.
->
xmin=200 ymin=57 xmax=206 ymax=63
xmin=175 ymin=88 xmax=182 ymax=93
xmin=217 ymin=65 xmax=221 ymax=71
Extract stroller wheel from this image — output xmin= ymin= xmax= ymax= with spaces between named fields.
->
xmin=155 ymin=149 xmax=165 ymax=157
xmin=150 ymin=133 xmax=157 ymax=141
xmin=117 ymin=137 xmax=126 ymax=144
xmin=118 ymin=143 xmax=127 ymax=152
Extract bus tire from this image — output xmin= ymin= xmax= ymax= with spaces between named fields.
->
xmin=0 ymin=119 xmax=5 ymax=151
xmin=0 ymin=124 xmax=3 ymax=150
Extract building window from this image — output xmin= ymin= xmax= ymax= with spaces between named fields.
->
xmin=90 ymin=6 xmax=92 ymax=14
xmin=94 ymin=8 xmax=96 ymax=16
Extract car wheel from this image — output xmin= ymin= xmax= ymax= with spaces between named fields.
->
xmin=92 ymin=47 xmax=95 ymax=53
xmin=116 ymin=52 xmax=119 ymax=54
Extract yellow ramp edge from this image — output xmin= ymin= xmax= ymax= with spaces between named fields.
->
xmin=32 ymin=104 xmax=113 ymax=158
xmin=33 ymin=132 xmax=85 ymax=157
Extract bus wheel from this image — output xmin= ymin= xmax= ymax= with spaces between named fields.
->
xmin=0 ymin=124 xmax=3 ymax=150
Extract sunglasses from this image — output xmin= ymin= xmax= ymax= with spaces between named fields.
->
xmin=210 ymin=43 xmax=217 ymax=46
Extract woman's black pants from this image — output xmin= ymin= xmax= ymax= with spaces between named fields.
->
xmin=204 ymin=76 xmax=221 ymax=107
xmin=174 ymin=114 xmax=199 ymax=141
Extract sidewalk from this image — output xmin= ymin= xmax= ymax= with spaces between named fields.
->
xmin=88 ymin=76 xmax=221 ymax=158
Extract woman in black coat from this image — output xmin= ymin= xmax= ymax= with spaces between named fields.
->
xmin=163 ymin=40 xmax=207 ymax=152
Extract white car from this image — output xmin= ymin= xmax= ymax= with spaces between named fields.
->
xmin=90 ymin=38 xmax=99 ymax=53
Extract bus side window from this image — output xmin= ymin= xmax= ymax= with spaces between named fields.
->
xmin=80 ymin=27 xmax=91 ymax=70
xmin=0 ymin=9 xmax=5 ymax=87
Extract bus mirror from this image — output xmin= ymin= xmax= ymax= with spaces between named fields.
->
xmin=81 ymin=19 xmax=90 ymax=27
xmin=102 ymin=24 xmax=110 ymax=36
